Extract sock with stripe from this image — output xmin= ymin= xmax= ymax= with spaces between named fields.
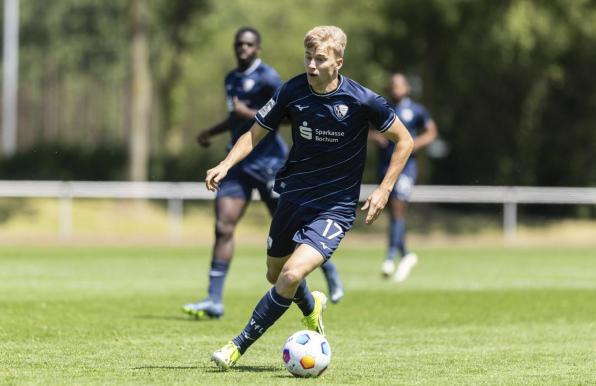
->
xmin=207 ymin=259 xmax=230 ymax=303
xmin=232 ymin=286 xmax=292 ymax=354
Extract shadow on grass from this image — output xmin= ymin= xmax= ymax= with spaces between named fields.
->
xmin=133 ymin=365 xmax=200 ymax=370
xmin=197 ymin=365 xmax=280 ymax=374
xmin=134 ymin=363 xmax=285 ymax=374
xmin=234 ymin=365 xmax=281 ymax=373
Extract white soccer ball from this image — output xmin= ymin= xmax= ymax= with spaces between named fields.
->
xmin=282 ymin=330 xmax=331 ymax=377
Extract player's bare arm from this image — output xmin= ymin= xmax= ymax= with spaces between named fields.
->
xmin=196 ymin=98 xmax=259 ymax=147
xmin=361 ymin=117 xmax=413 ymax=224
xmin=232 ymin=96 xmax=258 ymax=120
xmin=205 ymin=122 xmax=268 ymax=191
xmin=413 ymin=119 xmax=438 ymax=151
xmin=196 ymin=117 xmax=234 ymax=148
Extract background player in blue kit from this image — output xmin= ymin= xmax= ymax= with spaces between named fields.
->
xmin=370 ymin=73 xmax=438 ymax=282
xmin=205 ymin=26 xmax=414 ymax=369
xmin=183 ymin=27 xmax=344 ymax=320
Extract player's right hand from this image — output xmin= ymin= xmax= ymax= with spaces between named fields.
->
xmin=196 ymin=131 xmax=211 ymax=148
xmin=205 ymin=163 xmax=229 ymax=192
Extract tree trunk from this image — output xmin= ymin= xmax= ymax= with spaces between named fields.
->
xmin=129 ymin=0 xmax=152 ymax=181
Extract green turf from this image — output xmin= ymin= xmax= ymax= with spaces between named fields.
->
xmin=1 ymin=245 xmax=595 ymax=385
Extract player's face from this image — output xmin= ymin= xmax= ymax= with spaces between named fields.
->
xmin=390 ymin=75 xmax=410 ymax=101
xmin=234 ymin=32 xmax=260 ymax=66
xmin=304 ymin=45 xmax=343 ymax=91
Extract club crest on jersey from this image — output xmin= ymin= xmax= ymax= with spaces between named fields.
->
xmin=332 ymin=104 xmax=349 ymax=121
xmin=401 ymin=108 xmax=414 ymax=122
xmin=243 ymin=78 xmax=255 ymax=91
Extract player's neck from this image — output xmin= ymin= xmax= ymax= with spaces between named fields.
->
xmin=237 ymin=58 xmax=259 ymax=73
xmin=311 ymin=75 xmax=340 ymax=94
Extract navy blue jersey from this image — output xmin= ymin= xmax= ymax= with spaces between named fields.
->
xmin=378 ymin=97 xmax=432 ymax=173
xmin=224 ymin=59 xmax=287 ymax=176
xmin=255 ymin=74 xmax=396 ymax=211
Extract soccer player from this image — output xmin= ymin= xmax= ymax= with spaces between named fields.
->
xmin=205 ymin=26 xmax=414 ymax=369
xmin=370 ymin=73 xmax=438 ymax=282
xmin=183 ymin=27 xmax=345 ymax=320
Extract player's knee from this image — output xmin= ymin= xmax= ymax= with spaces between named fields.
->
xmin=215 ymin=219 xmax=235 ymax=240
xmin=277 ymin=268 xmax=302 ymax=288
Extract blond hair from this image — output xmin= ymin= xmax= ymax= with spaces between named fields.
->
xmin=304 ymin=26 xmax=347 ymax=58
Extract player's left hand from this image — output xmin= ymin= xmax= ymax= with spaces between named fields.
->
xmin=360 ymin=188 xmax=390 ymax=225
xmin=196 ymin=130 xmax=211 ymax=147
xmin=205 ymin=163 xmax=230 ymax=192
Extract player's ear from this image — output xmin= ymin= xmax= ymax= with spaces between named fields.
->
xmin=336 ymin=57 xmax=343 ymax=70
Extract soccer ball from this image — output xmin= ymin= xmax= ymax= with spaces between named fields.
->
xmin=282 ymin=330 xmax=331 ymax=377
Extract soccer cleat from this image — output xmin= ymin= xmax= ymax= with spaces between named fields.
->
xmin=301 ymin=291 xmax=327 ymax=336
xmin=181 ymin=298 xmax=224 ymax=319
xmin=381 ymin=259 xmax=396 ymax=278
xmin=211 ymin=341 xmax=241 ymax=370
xmin=327 ymin=274 xmax=345 ymax=304
xmin=330 ymin=286 xmax=344 ymax=304
xmin=394 ymin=253 xmax=418 ymax=282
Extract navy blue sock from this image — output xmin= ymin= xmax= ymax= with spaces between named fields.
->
xmin=321 ymin=260 xmax=338 ymax=281
xmin=321 ymin=260 xmax=341 ymax=289
xmin=232 ymin=287 xmax=291 ymax=354
xmin=207 ymin=259 xmax=229 ymax=303
xmin=388 ymin=218 xmax=407 ymax=259
xmin=293 ymin=279 xmax=315 ymax=316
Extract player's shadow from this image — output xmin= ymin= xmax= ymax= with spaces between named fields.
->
xmin=133 ymin=365 xmax=200 ymax=370
xmin=234 ymin=365 xmax=281 ymax=373
xmin=202 ymin=365 xmax=280 ymax=374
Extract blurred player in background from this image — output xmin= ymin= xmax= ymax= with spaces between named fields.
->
xmin=369 ymin=73 xmax=438 ymax=282
xmin=183 ymin=27 xmax=344 ymax=320
xmin=207 ymin=25 xmax=413 ymax=369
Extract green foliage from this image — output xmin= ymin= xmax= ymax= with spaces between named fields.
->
xmin=368 ymin=0 xmax=596 ymax=186
xmin=4 ymin=0 xmax=596 ymax=188
xmin=0 ymin=142 xmax=127 ymax=180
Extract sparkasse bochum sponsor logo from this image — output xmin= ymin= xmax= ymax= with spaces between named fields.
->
xmin=299 ymin=121 xmax=344 ymax=143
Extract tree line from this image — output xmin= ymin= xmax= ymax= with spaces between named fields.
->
xmin=1 ymin=0 xmax=594 ymax=188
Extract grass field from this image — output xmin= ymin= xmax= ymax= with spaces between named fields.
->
xmin=1 ymin=245 xmax=595 ymax=385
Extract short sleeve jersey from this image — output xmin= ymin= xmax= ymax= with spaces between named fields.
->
xmin=224 ymin=59 xmax=287 ymax=169
xmin=255 ymin=74 xmax=396 ymax=211
xmin=378 ymin=97 xmax=432 ymax=169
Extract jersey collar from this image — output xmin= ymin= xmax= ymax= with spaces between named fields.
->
xmin=309 ymin=74 xmax=344 ymax=97
xmin=397 ymin=97 xmax=412 ymax=108
xmin=238 ymin=58 xmax=262 ymax=75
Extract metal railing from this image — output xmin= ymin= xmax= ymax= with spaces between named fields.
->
xmin=1 ymin=180 xmax=595 ymax=241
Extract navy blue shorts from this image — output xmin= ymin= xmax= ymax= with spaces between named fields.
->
xmin=267 ymin=200 xmax=355 ymax=260
xmin=217 ymin=164 xmax=279 ymax=213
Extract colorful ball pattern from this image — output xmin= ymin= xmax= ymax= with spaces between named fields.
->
xmin=282 ymin=330 xmax=331 ymax=377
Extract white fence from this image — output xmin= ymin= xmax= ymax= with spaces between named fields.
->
xmin=1 ymin=180 xmax=595 ymax=241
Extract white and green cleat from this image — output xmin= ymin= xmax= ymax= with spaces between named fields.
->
xmin=182 ymin=298 xmax=224 ymax=320
xmin=211 ymin=341 xmax=241 ymax=370
xmin=301 ymin=291 xmax=327 ymax=336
